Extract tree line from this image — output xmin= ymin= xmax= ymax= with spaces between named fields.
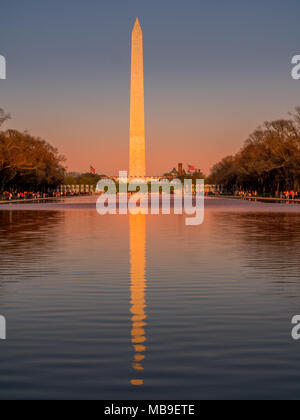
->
xmin=64 ymin=173 xmax=103 ymax=186
xmin=0 ymin=109 xmax=66 ymax=192
xmin=208 ymin=108 xmax=300 ymax=195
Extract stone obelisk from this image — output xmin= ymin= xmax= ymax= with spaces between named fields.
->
xmin=129 ymin=18 xmax=146 ymax=178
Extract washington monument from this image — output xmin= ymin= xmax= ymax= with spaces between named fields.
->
xmin=129 ymin=18 xmax=146 ymax=178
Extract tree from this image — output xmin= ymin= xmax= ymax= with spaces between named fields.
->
xmin=209 ymin=108 xmax=300 ymax=194
xmin=63 ymin=172 xmax=103 ymax=186
xmin=0 ymin=108 xmax=10 ymax=128
xmin=209 ymin=156 xmax=237 ymax=186
xmin=0 ymin=130 xmax=66 ymax=191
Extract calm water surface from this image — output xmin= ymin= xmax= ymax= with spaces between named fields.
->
xmin=0 ymin=197 xmax=300 ymax=400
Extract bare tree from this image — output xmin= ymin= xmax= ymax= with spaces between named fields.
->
xmin=0 ymin=108 xmax=10 ymax=128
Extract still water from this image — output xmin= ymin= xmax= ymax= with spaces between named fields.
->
xmin=0 ymin=197 xmax=300 ymax=400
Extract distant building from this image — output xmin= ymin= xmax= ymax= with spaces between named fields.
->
xmin=170 ymin=168 xmax=178 ymax=177
xmin=178 ymin=163 xmax=183 ymax=176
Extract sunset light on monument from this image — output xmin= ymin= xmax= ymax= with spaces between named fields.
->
xmin=129 ymin=18 xmax=146 ymax=178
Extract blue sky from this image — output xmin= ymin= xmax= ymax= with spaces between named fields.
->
xmin=1 ymin=0 xmax=300 ymax=174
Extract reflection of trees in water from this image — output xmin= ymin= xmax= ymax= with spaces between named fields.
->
xmin=0 ymin=211 xmax=64 ymax=260
xmin=214 ymin=212 xmax=300 ymax=278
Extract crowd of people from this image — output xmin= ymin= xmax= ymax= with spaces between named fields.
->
xmin=0 ymin=191 xmax=56 ymax=201
xmin=234 ymin=190 xmax=299 ymax=200
xmin=0 ymin=190 xmax=94 ymax=201
xmin=234 ymin=190 xmax=258 ymax=198
xmin=281 ymin=190 xmax=299 ymax=200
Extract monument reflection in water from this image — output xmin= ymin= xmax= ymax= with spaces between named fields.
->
xmin=129 ymin=214 xmax=147 ymax=386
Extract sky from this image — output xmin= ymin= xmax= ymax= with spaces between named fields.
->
xmin=1 ymin=0 xmax=300 ymax=175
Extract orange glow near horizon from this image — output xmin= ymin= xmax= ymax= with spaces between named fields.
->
xmin=5 ymin=88 xmax=284 ymax=177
